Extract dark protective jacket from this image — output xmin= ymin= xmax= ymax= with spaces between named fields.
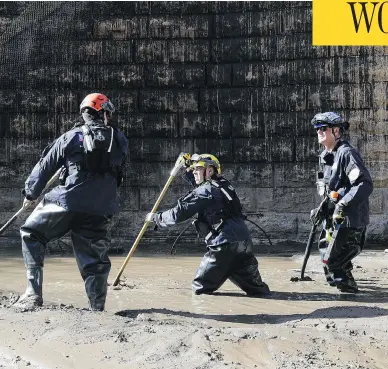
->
xmin=155 ymin=171 xmax=250 ymax=246
xmin=23 ymin=118 xmax=128 ymax=216
xmin=319 ymin=139 xmax=373 ymax=228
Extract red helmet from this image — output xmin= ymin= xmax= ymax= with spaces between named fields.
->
xmin=80 ymin=93 xmax=115 ymax=114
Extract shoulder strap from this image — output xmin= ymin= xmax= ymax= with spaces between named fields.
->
xmin=210 ymin=178 xmax=242 ymax=217
xmin=80 ymin=125 xmax=94 ymax=152
xmin=107 ymin=126 xmax=114 ymax=153
xmin=211 ymin=179 xmax=233 ymax=201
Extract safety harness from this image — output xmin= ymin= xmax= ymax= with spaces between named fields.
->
xmin=58 ymin=121 xmax=121 ymax=184
xmin=202 ymin=178 xmax=243 ymax=241
xmin=170 ymin=177 xmax=272 ymax=254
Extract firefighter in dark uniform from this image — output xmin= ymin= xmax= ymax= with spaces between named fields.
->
xmin=311 ymin=112 xmax=373 ymax=293
xmin=14 ymin=93 xmax=128 ymax=310
xmin=146 ymin=154 xmax=270 ymax=296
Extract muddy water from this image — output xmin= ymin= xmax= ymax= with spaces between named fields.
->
xmin=1 ymin=253 xmax=387 ymax=323
xmin=1 ymin=252 xmax=388 ymax=369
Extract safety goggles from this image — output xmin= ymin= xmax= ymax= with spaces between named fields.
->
xmin=190 ymin=153 xmax=201 ymax=162
xmin=315 ymin=125 xmax=329 ymax=132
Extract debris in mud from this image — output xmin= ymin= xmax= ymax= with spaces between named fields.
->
xmin=12 ymin=299 xmax=43 ymax=313
xmin=113 ymin=331 xmax=128 ymax=343
xmin=136 ymin=313 xmax=154 ymax=322
xmin=156 ymin=318 xmax=184 ymax=326
xmin=58 ymin=303 xmax=74 ymax=310
xmin=208 ymin=350 xmax=223 ymax=361
xmin=144 ymin=326 xmax=156 ymax=334
xmin=290 ymin=276 xmax=313 ymax=282
xmin=0 ymin=293 xmax=21 ymax=308
xmin=109 ymin=276 xmax=136 ymax=290
xmin=325 ymin=322 xmax=336 ymax=330
xmin=11 ymin=355 xmax=31 ymax=367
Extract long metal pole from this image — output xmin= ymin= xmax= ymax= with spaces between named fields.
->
xmin=112 ymin=155 xmax=186 ymax=286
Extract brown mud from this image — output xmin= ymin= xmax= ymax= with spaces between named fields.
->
xmin=0 ymin=252 xmax=388 ymax=368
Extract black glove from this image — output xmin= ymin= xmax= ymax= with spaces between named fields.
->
xmin=332 ymin=203 xmax=345 ymax=226
xmin=59 ymin=166 xmax=69 ymax=186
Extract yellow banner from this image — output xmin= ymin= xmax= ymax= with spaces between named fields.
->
xmin=313 ymin=0 xmax=388 ymax=45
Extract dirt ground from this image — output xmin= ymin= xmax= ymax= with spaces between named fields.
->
xmin=0 ymin=250 xmax=388 ymax=369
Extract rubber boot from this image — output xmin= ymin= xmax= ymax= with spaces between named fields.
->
xmin=338 ymin=270 xmax=359 ymax=293
xmin=346 ymin=269 xmax=356 ymax=283
xmin=246 ymin=282 xmax=271 ymax=297
xmin=89 ymin=301 xmax=105 ymax=311
xmin=86 ymin=275 xmax=107 ymax=311
xmin=335 ymin=275 xmax=359 ymax=293
xmin=13 ymin=267 xmax=43 ymax=310
xmin=323 ymin=266 xmax=336 ymax=287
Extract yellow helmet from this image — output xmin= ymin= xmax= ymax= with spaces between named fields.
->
xmin=191 ymin=153 xmax=221 ymax=175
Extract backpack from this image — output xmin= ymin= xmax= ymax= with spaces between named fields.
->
xmin=80 ymin=124 xmax=115 ymax=174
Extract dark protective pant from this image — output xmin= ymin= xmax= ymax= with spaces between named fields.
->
xmin=20 ymin=199 xmax=112 ymax=310
xmin=318 ymin=226 xmax=366 ymax=282
xmin=192 ymin=239 xmax=270 ymax=296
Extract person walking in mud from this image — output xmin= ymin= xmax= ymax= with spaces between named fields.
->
xmin=14 ymin=93 xmax=128 ymax=311
xmin=310 ymin=112 xmax=373 ymax=293
xmin=146 ymin=153 xmax=270 ymax=296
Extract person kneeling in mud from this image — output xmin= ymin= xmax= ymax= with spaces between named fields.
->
xmin=146 ymin=153 xmax=270 ymax=296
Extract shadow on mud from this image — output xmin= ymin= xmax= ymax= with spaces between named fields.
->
xmin=115 ymin=304 xmax=388 ymax=325
xmin=210 ymin=289 xmax=388 ymax=303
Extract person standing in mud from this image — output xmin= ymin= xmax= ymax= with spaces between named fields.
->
xmin=311 ymin=112 xmax=373 ymax=292
xmin=146 ymin=153 xmax=270 ymax=296
xmin=14 ymin=93 xmax=128 ymax=311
